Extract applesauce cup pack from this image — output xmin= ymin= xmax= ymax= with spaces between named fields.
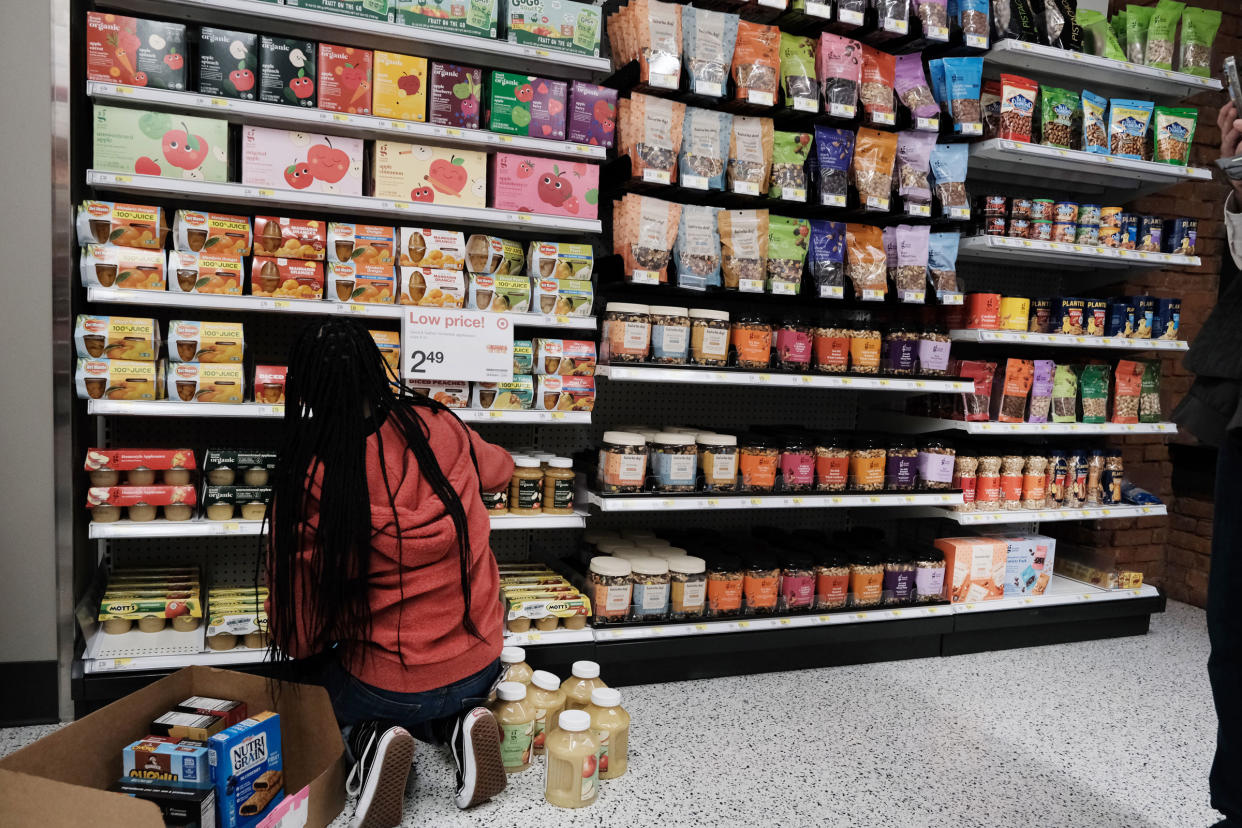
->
xmin=468 ymin=274 xmax=531 ymax=313
xmin=74 ymin=358 xmax=161 ymax=401
xmin=80 ymin=245 xmax=165 ymax=290
xmin=532 ymin=278 xmax=594 ymax=317
xmin=202 ymin=484 xmax=273 ymax=522
xmin=329 ymin=262 xmax=397 ymax=304
xmin=87 ymin=485 xmax=198 ymax=524
xmin=74 ymin=315 xmax=158 ymax=361
xmin=76 ymin=200 xmax=168 ymax=250
xmin=166 ymin=362 xmax=245 ymax=404
xmin=398 ymin=227 xmax=466 ymax=269
xmin=399 ymin=267 xmax=466 ymax=307
xmin=83 ymin=448 xmax=196 ymax=488
xmin=526 ymin=241 xmax=594 ymax=280
xmin=407 ymin=382 xmax=470 ymax=408
xmin=167 ymin=320 xmax=245 ymax=363
xmin=172 ymin=210 xmax=252 ymax=256
xmin=249 ymin=256 xmax=324 ymax=299
xmin=328 ymin=222 xmax=397 ymax=264
xmin=253 ymin=216 xmax=327 ymax=260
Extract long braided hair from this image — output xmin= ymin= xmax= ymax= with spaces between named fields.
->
xmin=265 ymin=318 xmax=483 ymax=670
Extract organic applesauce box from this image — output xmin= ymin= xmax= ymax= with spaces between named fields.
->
xmin=86 ymin=12 xmax=188 ymax=90
xmin=167 ymin=320 xmax=245 ymax=364
xmin=80 ymin=245 xmax=165 ymax=290
xmin=487 ymin=71 xmax=568 ymax=140
xmin=74 ymin=358 xmax=160 ymax=401
xmin=241 ymin=125 xmax=364 ymax=195
xmin=249 ymin=257 xmax=325 ymax=299
xmin=286 ymin=0 xmax=393 ymax=20
xmin=429 ymin=62 xmax=482 ymax=130
xmin=92 ymin=105 xmax=229 ymax=181
xmin=318 ymin=43 xmax=374 ymax=115
xmin=76 ymin=200 xmax=168 ymax=249
xmin=506 ymin=0 xmax=602 ymax=57
xmin=172 ymin=210 xmax=251 ymax=256
xmin=372 ymin=51 xmax=428 ymax=123
xmin=329 ymin=262 xmax=397 ymax=304
xmin=74 ymin=315 xmax=159 ymax=361
xmin=253 ymin=216 xmax=326 ymax=260
xmin=393 ymin=0 xmax=498 ymax=38
xmin=372 ymin=140 xmax=487 ymax=207
xmin=328 ymin=222 xmax=397 ymax=265
xmin=197 ymin=27 xmax=258 ymax=100
xmin=254 ymin=365 xmax=287 ymax=404
xmin=466 ymin=273 xmax=531 ymax=313
xmin=258 ymin=35 xmax=317 ymax=107
xmin=167 ymin=362 xmax=245 ymax=404
xmin=168 ymin=251 xmax=244 ymax=295
xmin=399 ymin=267 xmax=466 ymax=307
xmin=398 ymin=227 xmax=465 ymax=269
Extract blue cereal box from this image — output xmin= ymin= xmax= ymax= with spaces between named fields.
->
xmin=123 ymin=738 xmax=213 ymax=790
xmin=209 ymin=711 xmax=284 ymax=828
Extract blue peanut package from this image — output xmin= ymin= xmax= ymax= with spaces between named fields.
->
xmin=209 ymin=711 xmax=284 ymax=828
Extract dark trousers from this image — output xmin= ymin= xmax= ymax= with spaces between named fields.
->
xmin=1210 ymin=439 xmax=1242 ymax=823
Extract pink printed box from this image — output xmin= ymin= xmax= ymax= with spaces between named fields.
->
xmin=489 ymin=153 xmax=599 ymax=219
xmin=240 ymin=125 xmax=364 ymax=195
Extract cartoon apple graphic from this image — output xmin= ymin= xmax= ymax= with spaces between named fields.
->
xmin=426 ymin=156 xmax=468 ymax=196
xmin=229 ymin=66 xmax=255 ymax=92
xmin=599 ymin=754 xmax=609 ymax=772
xmin=537 ymin=167 xmax=573 ymax=207
xmin=339 ymin=62 xmax=366 ymax=90
xmin=289 ymin=74 xmax=315 ymax=99
xmin=582 ymin=755 xmax=597 ymax=778
xmin=592 ymin=99 xmax=614 ymax=122
xmin=134 ymin=156 xmax=162 ymax=176
xmin=516 ymin=160 xmax=535 ymax=180
xmin=410 ymin=186 xmax=435 ymax=202
xmin=307 ymin=139 xmax=350 ymax=184
xmin=131 ymin=71 xmax=148 ymax=87
xmin=562 ymin=195 xmax=580 ymax=214
xmin=397 ymin=73 xmax=421 ymax=96
xmin=460 ymin=95 xmax=479 ymax=117
xmin=284 ymin=162 xmax=314 ymax=189
xmin=161 ymin=123 xmax=209 ymax=170
xmin=515 ymin=83 xmax=534 ymax=103
xmin=163 ymin=50 xmax=183 ymax=71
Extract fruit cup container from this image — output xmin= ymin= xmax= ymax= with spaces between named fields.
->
xmin=487 ymin=71 xmax=567 ymax=140
xmin=328 ymin=223 xmax=397 ymax=265
xmin=490 ymin=153 xmax=599 ymax=219
xmin=318 ymin=43 xmax=374 ymax=114
xmin=75 ymin=200 xmax=168 ymax=250
xmin=328 ymin=262 xmax=397 ymax=304
xmin=166 ymin=320 xmax=245 ymax=364
xmin=86 ymin=12 xmax=188 ymax=90
xmin=566 ymin=81 xmax=617 ymax=147
xmin=253 ymin=216 xmax=327 ymax=260
xmin=80 ymin=245 xmax=166 ymax=290
xmin=258 ymin=35 xmax=317 ymax=108
xmin=74 ymin=357 xmax=161 ymax=401
xmin=241 ymin=125 xmax=364 ymax=195
xmin=398 ymin=227 xmax=466 ymax=269
xmin=92 ymin=104 xmax=229 ymax=181
xmin=249 ymin=257 xmax=326 ymax=299
xmin=73 ymin=315 xmax=159 ymax=362
xmin=373 ymin=51 xmax=428 ymax=122
xmin=372 ymin=140 xmax=487 ymax=207
xmin=429 ymin=62 xmax=483 ymax=130
xmin=398 ymin=267 xmax=466 ymax=307
xmin=168 ymin=251 xmax=245 ymax=295
xmin=166 ymin=362 xmax=245 ymax=404
xmin=172 ymin=210 xmax=252 ymax=256
xmin=254 ymin=365 xmax=287 ymax=404
xmin=197 ymin=27 xmax=258 ymax=100
xmin=392 ymin=0 xmax=498 ymax=38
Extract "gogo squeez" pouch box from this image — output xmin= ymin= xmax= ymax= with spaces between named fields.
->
xmin=393 ymin=0 xmax=498 ymax=38
xmin=93 ymin=104 xmax=229 ymax=181
xmin=487 ymin=71 xmax=568 ymax=140
xmin=505 ymin=0 xmax=601 ymax=57
xmin=285 ymin=0 xmax=393 ymax=20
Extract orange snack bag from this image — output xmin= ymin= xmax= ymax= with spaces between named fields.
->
xmin=732 ymin=21 xmax=780 ymax=104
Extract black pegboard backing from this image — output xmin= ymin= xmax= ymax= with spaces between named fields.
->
xmin=107 ymin=534 xmax=265 ymax=586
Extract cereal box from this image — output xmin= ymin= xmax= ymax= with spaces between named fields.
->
xmin=167 ymin=362 xmax=245 ymax=404
xmin=487 ymin=71 xmax=568 ymax=140
xmin=490 ymin=153 xmax=599 ymax=219
xmin=122 ymin=738 xmax=212 ymax=789
xmin=253 ymin=216 xmax=327 ymax=260
xmin=328 ymin=222 xmax=397 ymax=264
xmin=75 ymin=200 xmax=168 ymax=249
xmin=172 ymin=210 xmax=252 ymax=256
xmin=329 ymin=262 xmax=397 ymax=304
xmin=198 ymin=27 xmax=258 ymax=100
xmin=372 ymin=50 xmax=427 ymax=122
xmin=253 ymin=366 xmax=287 ymax=404
xmin=317 ymin=43 xmax=373 ymax=114
xmin=241 ymin=125 xmax=364 ymax=195
xmin=249 ymin=257 xmax=325 ymax=299
xmin=168 ymin=250 xmax=245 ymax=295
xmin=566 ymin=81 xmax=616 ymax=147
xmin=86 ymin=12 xmax=187 ymax=90
xmin=392 ymin=0 xmax=498 ymax=38
xmin=398 ymin=227 xmax=466 ymax=269
xmin=258 ymin=36 xmax=317 ymax=107
xmin=208 ymin=711 xmax=284 ymax=828
xmin=167 ymin=320 xmax=245 ymax=363
xmin=81 ymin=245 xmax=165 ymax=290
xmin=92 ymin=104 xmax=229 ymax=181
xmin=74 ymin=358 xmax=160 ymax=400
xmin=506 ymin=0 xmax=602 ymax=57
xmin=74 ymin=315 xmax=158 ymax=361
xmin=429 ymin=62 xmax=482 ymax=130
xmin=372 ymin=140 xmax=488 ymax=206
xmin=399 ymin=267 xmax=466 ymax=307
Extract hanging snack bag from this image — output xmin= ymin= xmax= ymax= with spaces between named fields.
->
xmin=957 ymin=360 xmax=997 ymax=421
xmin=728 ymin=116 xmax=774 ymax=196
xmin=1179 ymin=7 xmax=1221 ymax=78
xmin=1051 ymin=364 xmax=1078 ymax=423
xmin=860 ymin=46 xmax=897 ymax=126
xmin=718 ymin=209 xmax=770 ymax=291
xmin=817 ymin=34 xmax=862 ymax=119
xmin=682 ymin=6 xmax=738 ymax=98
xmin=1028 ymin=360 xmax=1055 ymax=424
xmin=679 ymin=107 xmax=731 ymax=191
xmin=1153 ymin=107 xmax=1197 ymax=166
xmin=982 ymin=79 xmax=1002 ymax=138
xmin=943 ymin=57 xmax=984 ymax=135
xmin=1082 ymin=90 xmax=1108 ymax=154
xmin=619 ymin=93 xmax=685 ymax=184
xmin=998 ymin=73 xmax=1038 ymax=142
xmin=808 ymin=219 xmax=846 ymax=299
xmin=1139 ymin=361 xmax=1163 ymax=423
xmin=894 ymin=224 xmax=930 ymax=300
xmin=845 ymin=223 xmax=886 ymax=300
xmin=991 ymin=358 xmax=1034 ymax=424
xmin=614 ymin=194 xmax=682 ymax=284
xmin=1079 ymin=363 xmax=1111 ymax=423
xmin=914 ymin=0 xmax=950 ymax=40
xmin=1078 ymin=10 xmax=1125 ymax=60
xmin=876 ymin=0 xmax=912 ymax=34
xmin=992 ymin=0 xmax=1040 ymax=42
xmin=1125 ymin=5 xmax=1153 ymax=64
xmin=640 ymin=0 xmax=683 ymax=88
xmin=768 ymin=215 xmax=810 ymax=293
xmin=895 ymin=53 xmax=939 ymax=130
xmin=770 ymin=131 xmax=812 ymax=201
xmin=896 ymin=131 xmax=937 ymax=213
xmin=779 ymin=33 xmax=818 ymax=112
xmin=852 ymin=128 xmax=897 ymax=212
xmin=956 ymin=0 xmax=990 ymax=47
xmin=837 ymin=0 xmax=866 ymax=27
xmin=673 ymin=204 xmax=722 ymax=290
xmin=930 ymin=142 xmax=969 ymax=218
xmin=732 ymin=21 xmax=780 ymax=106
xmin=1144 ymin=0 xmax=1186 ymax=71
xmin=1113 ymin=9 xmax=1130 ymax=55
xmin=1039 ymin=86 xmax=1078 ymax=149
xmin=813 ymin=126 xmax=855 ymax=208
xmin=928 ymin=58 xmax=948 ymax=120
xmin=1109 ymin=99 xmax=1154 ymax=160
xmin=928 ymin=231 xmax=960 ymax=296
xmin=1044 ymin=0 xmax=1080 ymax=50
xmin=1112 ymin=359 xmax=1143 ymax=424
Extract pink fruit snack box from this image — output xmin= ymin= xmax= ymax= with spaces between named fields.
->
xmin=490 ymin=153 xmax=599 ymax=219
xmin=240 ymin=125 xmax=364 ymax=195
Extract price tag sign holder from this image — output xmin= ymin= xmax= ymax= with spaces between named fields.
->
xmin=401 ymin=308 xmax=514 ymax=383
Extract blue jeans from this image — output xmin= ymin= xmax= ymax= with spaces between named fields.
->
xmin=322 ymin=657 xmax=503 ymax=757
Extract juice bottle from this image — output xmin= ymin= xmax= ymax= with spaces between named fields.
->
xmin=561 ymin=660 xmax=606 ymax=711
xmin=501 ymin=645 xmax=533 ymax=684
xmin=543 ymin=710 xmax=599 ymax=809
xmin=489 ymin=681 xmax=534 ymax=773
xmin=585 ymin=687 xmax=630 ymax=780
xmin=528 ymin=669 xmax=566 ymax=755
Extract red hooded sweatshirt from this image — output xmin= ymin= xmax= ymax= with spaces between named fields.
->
xmin=282 ymin=407 xmax=514 ymax=693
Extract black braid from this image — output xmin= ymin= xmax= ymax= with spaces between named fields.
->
xmin=264 ymin=318 xmax=484 ymax=673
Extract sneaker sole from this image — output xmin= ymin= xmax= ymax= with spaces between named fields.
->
xmin=461 ymin=715 xmax=507 ymax=809
xmin=352 ymin=728 xmax=415 ymax=828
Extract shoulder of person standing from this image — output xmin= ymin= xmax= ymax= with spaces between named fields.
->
xmin=1220 ymin=102 xmax=1242 ymax=269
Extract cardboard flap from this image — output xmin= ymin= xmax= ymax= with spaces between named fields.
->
xmin=0 ymin=769 xmax=165 ymax=828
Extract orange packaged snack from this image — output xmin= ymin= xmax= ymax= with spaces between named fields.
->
xmin=328 ymin=222 xmax=397 ymax=265
xmin=168 ymin=251 xmax=244 ymax=295
xmin=172 ymin=210 xmax=252 ymax=256
xmin=249 ymin=257 xmax=325 ymax=299
xmin=254 ymin=365 xmax=287 ymax=404
xmin=732 ymin=21 xmax=780 ymax=105
xmin=1111 ymin=359 xmax=1143 ymax=424
xmin=718 ymin=209 xmax=769 ymax=290
xmin=253 ymin=216 xmax=327 ymax=260
xmin=76 ymin=201 xmax=168 ymax=250
xmin=613 ymin=194 xmax=681 ymax=284
xmin=617 ymin=93 xmax=685 ymax=184
xmin=851 ymin=128 xmax=897 ymax=211
xmin=80 ymin=245 xmax=165 ymax=290
xmin=860 ymin=46 xmax=896 ymax=125
xmin=991 ymin=358 xmax=1034 ymax=423
xmin=844 ymin=223 xmax=885 ymax=299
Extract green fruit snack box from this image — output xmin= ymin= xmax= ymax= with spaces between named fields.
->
xmin=93 ymin=105 xmax=229 ymax=182
xmin=393 ymin=0 xmax=498 ymax=39
xmin=490 ymin=153 xmax=599 ymax=219
xmin=487 ymin=71 xmax=568 ymax=140
xmin=505 ymin=0 xmax=602 ymax=57
xmin=285 ymin=0 xmax=394 ymax=21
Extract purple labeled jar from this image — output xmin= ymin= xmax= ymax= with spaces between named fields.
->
xmin=886 ymin=439 xmax=917 ymax=491
xmin=917 ymin=438 xmax=956 ymax=490
xmin=883 ymin=323 xmax=917 ymax=376
xmin=914 ymin=547 xmax=946 ymax=602
xmin=917 ymin=323 xmax=951 ymax=376
xmin=883 ymin=547 xmax=915 ymax=605
xmin=780 ymin=436 xmax=815 ymax=492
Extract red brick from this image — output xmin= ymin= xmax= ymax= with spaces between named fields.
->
xmin=1112 ymin=528 xmax=1153 ymax=547
xmin=1151 ymin=527 xmax=1168 ymax=544
xmin=1182 ymin=499 xmax=1215 ymax=519
xmin=1198 ymin=519 xmax=1215 ymax=536
xmin=1138 ymin=515 xmax=1171 ymax=530
xmin=1186 ymin=570 xmax=1211 ymax=608
xmin=1171 ymin=513 xmax=1198 ymax=533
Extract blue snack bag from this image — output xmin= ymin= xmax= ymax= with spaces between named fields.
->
xmin=927 ymin=231 xmax=960 ymax=295
xmin=674 ymin=204 xmax=722 ymax=290
xmin=679 ymin=107 xmax=732 ymax=191
xmin=813 ymin=125 xmax=855 ymax=208
xmin=808 ymin=219 xmax=846 ymax=298
xmin=942 ymin=57 xmax=984 ymax=135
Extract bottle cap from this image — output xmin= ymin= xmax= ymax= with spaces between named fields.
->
xmin=549 ymin=457 xmax=574 ymax=469
xmin=531 ymin=670 xmax=561 ymax=692
xmin=571 ymin=660 xmax=600 ymax=679
xmin=514 ymin=457 xmax=541 ymax=469
xmin=500 ymin=646 xmax=526 ymax=664
xmin=496 ymin=681 xmax=526 ymax=701
xmin=558 ymin=709 xmax=591 ymax=732
xmin=590 ymin=687 xmax=621 ymax=707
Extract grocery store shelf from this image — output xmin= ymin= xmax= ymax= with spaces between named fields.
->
xmin=82 ymin=646 xmax=268 ymax=675
xmin=489 ymin=511 xmax=588 ymax=530
xmin=585 ymin=490 xmax=963 ymax=513
xmin=89 ymin=511 xmax=587 ymax=538
xmin=86 ymin=171 xmax=602 ymax=236
xmin=101 ymin=0 xmax=611 ymax=77
xmin=968 ymin=139 xmax=1211 ymax=201
xmin=950 ymin=329 xmax=1188 ymax=351
xmin=596 ymin=365 xmax=972 ymax=393
xmin=87 ymin=286 xmax=597 ymax=330
xmin=958 ymin=235 xmax=1201 ymax=270
xmin=954 ymin=576 xmax=1161 ymax=615
xmin=914 ymin=503 xmax=1168 ymax=525
xmin=592 ymin=603 xmax=952 ymax=641
xmin=503 ymin=627 xmax=596 ymax=647
xmin=86 ymin=399 xmax=591 ymax=424
xmin=87 ymin=82 xmax=606 ymax=162
xmin=986 ymin=39 xmax=1222 ymax=103
xmin=881 ymin=415 xmax=1178 ymax=435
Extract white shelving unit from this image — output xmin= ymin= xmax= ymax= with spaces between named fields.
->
xmin=950 ymin=329 xmax=1188 ymax=351
xmin=88 ymin=511 xmax=587 ymax=538
xmin=83 ymin=644 xmax=268 ymax=675
xmin=87 ymin=171 xmax=602 ymax=236
xmin=957 ymin=236 xmax=1201 ymax=270
xmin=914 ymin=503 xmax=1167 ymax=525
xmin=86 ymin=399 xmax=592 ymax=424
xmin=502 ymin=627 xmax=596 ymax=647
xmin=585 ymin=490 xmax=963 ymax=513
xmin=87 ymin=286 xmax=597 ymax=330
xmin=882 ymin=416 xmax=1178 ymax=436
xmin=88 ymin=82 xmax=606 ymax=162
xmin=597 ymin=365 xmax=973 ymax=393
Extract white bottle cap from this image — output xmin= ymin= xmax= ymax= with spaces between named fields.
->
xmin=558 ymin=709 xmax=591 ymax=732
xmin=500 ymin=646 xmax=526 ymax=664
xmin=531 ymin=670 xmax=561 ymax=692
xmin=590 ymin=687 xmax=621 ymax=707
xmin=549 ymin=456 xmax=574 ymax=469
xmin=496 ymin=681 xmax=526 ymax=701
xmin=571 ymin=660 xmax=600 ymax=679
xmin=514 ymin=457 xmax=541 ymax=469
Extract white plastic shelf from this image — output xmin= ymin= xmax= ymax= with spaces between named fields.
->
xmin=883 ymin=416 xmax=1178 ymax=436
xmin=87 ymin=399 xmax=591 ymax=424
xmin=986 ymin=39 xmax=1223 ymax=103
xmin=953 ymin=577 xmax=1160 ymax=615
xmin=957 ymin=235 xmax=1201 ymax=271
xmin=488 ymin=511 xmax=588 ymax=530
xmin=89 ymin=511 xmax=587 ymax=538
xmin=86 ymin=171 xmax=602 ymax=236
xmin=597 ymin=365 xmax=972 ymax=393
xmin=502 ymin=627 xmax=595 ymax=647
xmin=82 ymin=644 xmax=268 ymax=674
xmin=585 ymin=490 xmax=963 ymax=513
xmin=101 ymin=0 xmax=611 ymax=78
xmin=88 ymin=83 xmax=606 ymax=162
xmin=915 ymin=503 xmax=1167 ymax=525
xmin=87 ymin=287 xmax=597 ymax=330
xmin=950 ymin=329 xmax=1188 ymax=351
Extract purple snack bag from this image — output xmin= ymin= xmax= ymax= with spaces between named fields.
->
xmin=895 ymin=53 xmax=939 ymax=126
xmin=896 ymin=131 xmax=936 ymax=209
xmin=1028 ymin=359 xmax=1055 ymax=423
xmin=883 ymin=226 xmax=899 ymax=289
xmin=895 ymin=223 xmax=930 ymax=300
xmin=813 ymin=125 xmax=854 ymax=207
xmin=429 ymin=62 xmax=482 ymax=129
xmin=567 ymin=81 xmax=617 ymax=148
xmin=808 ymin=219 xmax=846 ymax=298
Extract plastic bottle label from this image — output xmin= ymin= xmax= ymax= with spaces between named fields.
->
xmin=498 ymin=720 xmax=533 ymax=768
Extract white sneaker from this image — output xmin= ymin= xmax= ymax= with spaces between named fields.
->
xmin=346 ymin=721 xmax=415 ymax=828
xmin=450 ymin=707 xmax=507 ymax=809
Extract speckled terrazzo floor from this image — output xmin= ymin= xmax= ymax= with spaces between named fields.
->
xmin=0 ymin=600 xmax=1220 ymax=827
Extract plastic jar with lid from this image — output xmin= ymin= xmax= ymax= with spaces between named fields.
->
xmin=501 ymin=645 xmax=533 ymax=684
xmin=689 ymin=308 xmax=731 ymax=366
xmin=1001 ymin=454 xmax=1026 ymax=510
xmin=698 ymin=433 xmax=739 ymax=492
xmin=1101 ymin=449 xmax=1124 ymax=505
xmin=882 ymin=548 xmax=916 ymax=605
xmin=814 ymin=434 xmax=850 ymax=492
xmin=883 ymin=323 xmax=918 ymax=376
xmin=730 ymin=312 xmax=773 ymax=370
xmin=1086 ymin=449 xmax=1106 ymax=506
xmin=849 ymin=548 xmax=885 ymax=607
xmin=779 ymin=550 xmax=816 ymax=611
xmin=849 ymin=318 xmax=882 ymax=374
xmin=917 ymin=323 xmax=952 ymax=376
xmin=543 ymin=457 xmax=575 ymax=514
xmin=588 ymin=557 xmax=633 ymax=624
xmin=743 ymin=552 xmax=781 ymax=615
xmin=596 ymin=432 xmax=648 ymax=494
xmin=917 ymin=439 xmax=956 ymax=491
xmin=849 ymin=437 xmax=886 ymax=492
xmin=629 ymin=557 xmax=670 ymax=622
xmin=953 ymin=451 xmax=979 ymax=512
xmin=780 ymin=436 xmax=815 ymax=492
xmin=510 ymin=458 xmax=544 ymax=515
xmin=976 ymin=454 xmax=1002 ymax=510
xmin=585 ymin=687 xmax=630 ymax=781
xmin=667 ymin=555 xmax=708 ymax=619
xmin=914 ymin=547 xmax=947 ymax=603
xmin=543 ymin=709 xmax=598 ymax=808
xmin=812 ymin=317 xmax=850 ymax=374
xmin=740 ymin=435 xmax=779 ymax=492
xmin=648 ymin=305 xmax=691 ymax=365
xmin=775 ymin=315 xmax=813 ymax=372
xmin=609 ymin=548 xmax=650 ymax=561
xmin=813 ymin=549 xmax=850 ymax=609
xmin=651 ymin=432 xmax=698 ymax=492
xmin=482 ymin=488 xmax=509 ymax=515
xmin=533 ymin=452 xmax=556 ymax=468
xmin=528 ymin=670 xmax=567 ymax=755
xmin=1022 ymin=454 xmax=1049 ymax=509
xmin=885 ymin=439 xmax=917 ymax=492
xmin=706 ymin=553 xmax=744 ymax=617
xmin=561 ymin=660 xmax=607 ymax=712
xmin=601 ymin=303 xmax=651 ymax=364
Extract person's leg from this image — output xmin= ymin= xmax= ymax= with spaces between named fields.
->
xmin=1209 ymin=438 xmax=1242 ymax=825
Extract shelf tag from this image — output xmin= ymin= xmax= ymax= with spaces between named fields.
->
xmin=682 ymin=174 xmax=709 ymax=190
xmin=861 ymin=288 xmax=884 ymax=301
xmin=928 ymin=25 xmax=949 ymax=40
xmin=828 ymin=102 xmax=856 ymax=119
xmin=550 ymin=411 xmax=566 ymax=420
xmin=839 ymin=9 xmax=864 ymax=24
xmin=959 ymin=122 xmax=983 ymax=136
xmin=630 ymin=270 xmax=660 ymax=285
xmin=695 ymin=624 xmax=708 ymax=631
xmin=966 ymin=34 xmax=988 ymax=48
xmin=350 ymin=304 xmax=367 ymax=313
xmin=643 ymin=169 xmax=671 ymax=185
xmin=937 ymin=291 xmax=964 ymax=305
xmin=748 ymin=90 xmax=774 ymax=106
xmin=733 ymin=181 xmax=761 ymax=196
xmin=908 ymin=203 xmax=931 ymax=218
xmin=771 ymin=281 xmax=797 ymax=296
xmin=900 ymin=290 xmax=925 ymax=304
xmin=793 ymin=97 xmax=817 ymax=113
xmin=866 ymin=195 xmax=890 ymax=211
xmin=223 ymin=522 xmax=241 ymax=533
xmin=872 ymin=112 xmax=896 ymax=126
xmin=820 ymin=285 xmax=844 ymax=299
xmin=779 ymin=617 xmax=792 ymax=625
xmin=749 ymin=498 xmax=764 ymax=506
xmin=695 ymin=80 xmax=722 ymax=97
xmin=737 ymin=621 xmax=751 ymax=628
xmin=739 ymin=278 xmax=764 ymax=293
xmin=915 ymin=116 xmax=939 ymax=132
xmin=884 ymin=17 xmax=908 ymax=33
xmin=822 ymin=193 xmax=847 ymax=207
xmin=806 ymin=0 xmax=831 ymax=15
xmin=786 ymin=188 xmax=807 ymax=203
xmin=949 ymin=206 xmax=970 ymax=220
xmin=650 ymin=73 xmax=679 ymax=90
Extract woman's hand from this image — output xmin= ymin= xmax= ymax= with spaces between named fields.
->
xmin=1218 ymin=102 xmax=1242 ymax=208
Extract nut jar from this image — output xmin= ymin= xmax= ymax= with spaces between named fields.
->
xmin=849 ymin=547 xmax=885 ymax=607
xmin=814 ymin=434 xmax=850 ymax=492
xmin=601 ymin=303 xmax=651 ymax=364
xmin=952 ymin=451 xmax=979 ymax=512
xmin=848 ymin=318 xmax=882 ymax=374
xmin=917 ymin=439 xmax=956 ymax=491
xmin=976 ymin=454 xmax=1002 ymax=510
xmin=885 ymin=439 xmax=917 ymax=492
xmin=689 ymin=308 xmax=730 ymax=366
xmin=629 ymin=556 xmax=670 ymax=622
xmin=779 ymin=436 xmax=815 ymax=492
xmin=706 ymin=553 xmax=745 ymax=617
xmin=698 ymin=433 xmax=739 ymax=492
xmin=812 ymin=316 xmax=850 ymax=373
xmin=589 ymin=556 xmax=633 ymax=624
xmin=1000 ymin=454 xmax=1025 ymax=510
xmin=848 ymin=436 xmax=886 ymax=492
xmin=739 ymin=434 xmax=779 ymax=492
xmin=779 ymin=550 xmax=816 ymax=611
xmin=1022 ymin=454 xmax=1049 ymax=510
xmin=813 ymin=549 xmax=850 ymax=609
xmin=742 ymin=551 xmax=780 ymax=615
xmin=596 ymin=432 xmax=649 ymax=494
xmin=917 ymin=322 xmax=951 ymax=376
xmin=542 ymin=457 xmax=575 ymax=515
xmin=1101 ymin=449 xmax=1124 ymax=505
xmin=882 ymin=323 xmax=918 ymax=376
xmin=774 ymin=315 xmax=813 ymax=372
xmin=651 ymin=432 xmax=698 ymax=492
xmin=730 ymin=312 xmax=773 ymax=370
xmin=648 ymin=305 xmax=691 ymax=365
xmin=667 ymin=555 xmax=708 ymax=620
xmin=914 ymin=547 xmax=947 ymax=602
xmin=882 ymin=547 xmax=916 ymax=606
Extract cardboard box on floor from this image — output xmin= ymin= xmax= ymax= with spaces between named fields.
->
xmin=0 ymin=666 xmax=345 ymax=827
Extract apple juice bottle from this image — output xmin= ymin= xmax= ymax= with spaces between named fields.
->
xmin=544 ymin=710 xmax=599 ymax=809
xmin=585 ymin=687 xmax=630 ymax=780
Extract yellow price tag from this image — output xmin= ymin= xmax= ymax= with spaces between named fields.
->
xmin=517 ymin=214 xmax=533 ymax=222
xmin=818 ymin=616 xmax=830 ymax=622
xmin=114 ymin=658 xmax=133 ymax=668
xmin=114 ymin=174 xmax=133 ymax=183
xmin=529 ymin=633 xmax=541 ymax=641
xmin=273 ymin=300 xmax=291 ymax=309
xmin=446 ymin=128 xmax=462 ymax=137
xmin=350 ymin=304 xmax=366 ymax=313
xmin=758 ymin=374 xmax=771 ymax=382
xmin=333 ymin=113 xmax=349 ymax=122
xmin=737 ymin=621 xmax=750 ymax=628
xmin=498 ymin=135 xmax=513 ymax=143
xmin=555 ymin=315 xmax=570 ymax=325
xmin=1082 ymin=593 xmax=1092 ymax=600
xmin=750 ymin=498 xmax=763 ymax=506
xmin=707 ymin=499 xmax=720 ymax=507
xmin=855 ymin=613 xmax=867 ymax=620
xmin=926 ymin=607 xmax=938 ymax=614
xmin=224 ymin=522 xmax=241 ymax=533
xmin=695 ymin=624 xmax=707 ymax=631
xmin=258 ymin=188 xmax=274 ymax=197
xmin=550 ymin=411 xmax=565 ymax=420
xmin=662 ymin=500 xmax=675 ymax=508
xmin=791 ymin=497 xmax=804 ymax=505
xmin=779 ymin=618 xmax=791 ymax=625
xmin=891 ymin=610 xmax=902 ymax=617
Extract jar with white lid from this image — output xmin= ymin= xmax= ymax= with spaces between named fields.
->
xmin=510 ymin=457 xmax=543 ymax=515
xmin=698 ymin=433 xmax=739 ymax=491
xmin=648 ymin=305 xmax=691 ymax=364
xmin=689 ymin=308 xmax=730 ymax=366
xmin=543 ymin=456 xmax=576 ymax=514
xmin=629 ymin=556 xmax=670 ymax=622
xmin=588 ymin=556 xmax=633 ymax=623
xmin=596 ymin=432 xmax=648 ymax=494
xmin=609 ymin=548 xmax=651 ymax=561
xmin=667 ymin=555 xmax=707 ymax=619
xmin=595 ymin=539 xmax=636 ymax=557
xmin=651 ymin=432 xmax=698 ymax=492
xmin=601 ymin=303 xmax=651 ymax=364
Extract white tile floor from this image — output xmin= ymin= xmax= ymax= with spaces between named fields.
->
xmin=0 ymin=600 xmax=1221 ymax=827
